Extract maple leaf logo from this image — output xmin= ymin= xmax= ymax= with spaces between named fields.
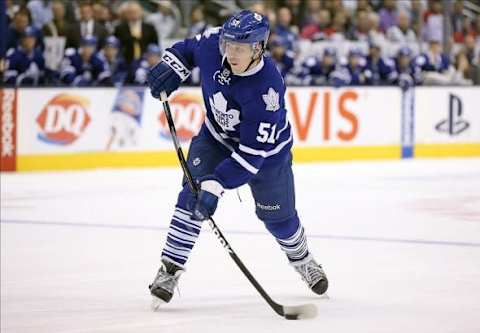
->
xmin=262 ymin=88 xmax=280 ymax=112
xmin=209 ymin=92 xmax=240 ymax=131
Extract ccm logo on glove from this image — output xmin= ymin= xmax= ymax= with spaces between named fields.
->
xmin=161 ymin=51 xmax=191 ymax=81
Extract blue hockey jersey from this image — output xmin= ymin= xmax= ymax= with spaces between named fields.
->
xmin=60 ymin=48 xmax=111 ymax=86
xmin=299 ymin=55 xmax=336 ymax=85
xmin=98 ymin=51 xmax=128 ymax=85
xmin=170 ymin=27 xmax=293 ymax=189
xmin=364 ymin=56 xmax=397 ymax=85
xmin=415 ymin=51 xmax=450 ymax=73
xmin=4 ymin=46 xmax=45 ymax=85
xmin=270 ymin=50 xmax=295 ymax=78
xmin=127 ymin=58 xmax=152 ymax=85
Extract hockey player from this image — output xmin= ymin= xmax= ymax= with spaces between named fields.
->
xmin=4 ymin=26 xmax=45 ymax=86
xmin=99 ymin=36 xmax=128 ymax=86
xmin=394 ymin=47 xmax=423 ymax=90
xmin=146 ymin=10 xmax=328 ymax=305
xmin=267 ymin=34 xmax=295 ymax=78
xmin=299 ymin=47 xmax=337 ymax=85
xmin=415 ymin=37 xmax=450 ymax=74
xmin=59 ymin=36 xmax=112 ymax=86
xmin=331 ymin=48 xmax=368 ymax=86
xmin=364 ymin=42 xmax=397 ymax=85
xmin=126 ymin=44 xmax=162 ymax=85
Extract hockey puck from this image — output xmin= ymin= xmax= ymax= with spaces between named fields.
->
xmin=284 ymin=314 xmax=299 ymax=320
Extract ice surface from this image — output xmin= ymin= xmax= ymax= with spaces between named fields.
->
xmin=1 ymin=159 xmax=480 ymax=333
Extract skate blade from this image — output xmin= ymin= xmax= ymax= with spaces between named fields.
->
xmin=151 ymin=295 xmax=166 ymax=311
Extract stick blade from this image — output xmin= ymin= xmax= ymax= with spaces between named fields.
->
xmin=283 ymin=303 xmax=317 ymax=320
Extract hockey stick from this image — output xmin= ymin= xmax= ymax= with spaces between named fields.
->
xmin=159 ymin=91 xmax=317 ymax=320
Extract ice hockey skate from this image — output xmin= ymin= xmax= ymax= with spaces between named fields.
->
xmin=149 ymin=259 xmax=184 ymax=310
xmin=292 ymin=256 xmax=329 ymax=295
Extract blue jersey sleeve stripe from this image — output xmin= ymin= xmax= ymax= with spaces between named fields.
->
xmin=231 ymin=152 xmax=259 ymax=174
xmin=276 ymin=119 xmax=290 ymax=140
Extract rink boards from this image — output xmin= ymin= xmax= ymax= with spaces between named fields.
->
xmin=1 ymin=86 xmax=479 ymax=172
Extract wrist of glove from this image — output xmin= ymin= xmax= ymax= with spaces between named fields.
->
xmin=147 ymin=48 xmax=191 ymax=99
xmin=191 ymin=176 xmax=225 ymax=221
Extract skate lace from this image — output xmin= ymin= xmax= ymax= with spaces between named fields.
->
xmin=298 ymin=261 xmax=324 ymax=286
xmin=153 ymin=268 xmax=182 ymax=296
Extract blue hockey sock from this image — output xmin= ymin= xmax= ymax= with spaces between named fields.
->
xmin=162 ymin=187 xmax=203 ymax=268
xmin=264 ymin=215 xmax=310 ymax=263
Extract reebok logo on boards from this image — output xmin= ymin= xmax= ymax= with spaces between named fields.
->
xmin=435 ymin=93 xmax=470 ymax=136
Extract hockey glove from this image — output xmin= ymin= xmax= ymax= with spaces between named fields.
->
xmin=191 ymin=176 xmax=225 ymax=221
xmin=147 ymin=48 xmax=191 ymax=98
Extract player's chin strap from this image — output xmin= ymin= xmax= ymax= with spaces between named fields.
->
xmin=242 ymin=44 xmax=265 ymax=73
xmin=159 ymin=91 xmax=317 ymax=320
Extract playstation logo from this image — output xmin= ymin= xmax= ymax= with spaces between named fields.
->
xmin=435 ymin=94 xmax=470 ymax=136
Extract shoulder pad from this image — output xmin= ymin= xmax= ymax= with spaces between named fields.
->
xmin=304 ymin=57 xmax=317 ymax=67
xmin=383 ymin=58 xmax=395 ymax=66
xmin=202 ymin=26 xmax=221 ymax=39
xmin=416 ymin=54 xmax=427 ymax=64
xmin=6 ymin=48 xmax=15 ymax=57
xmin=65 ymin=48 xmax=76 ymax=57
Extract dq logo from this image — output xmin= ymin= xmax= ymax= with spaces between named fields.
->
xmin=159 ymin=93 xmax=205 ymax=141
xmin=36 ymin=94 xmax=91 ymax=145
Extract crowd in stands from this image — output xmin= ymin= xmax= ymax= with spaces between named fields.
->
xmin=2 ymin=0 xmax=480 ymax=87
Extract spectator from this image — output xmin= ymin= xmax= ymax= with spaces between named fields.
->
xmin=92 ymin=2 xmax=114 ymax=35
xmin=469 ymin=51 xmax=480 ymax=85
xmin=27 ymin=0 xmax=53 ymax=30
xmin=65 ymin=2 xmax=108 ymax=50
xmin=186 ymin=5 xmax=211 ymax=38
xmin=301 ymin=0 xmax=322 ymax=28
xmin=343 ymin=0 xmax=372 ymax=15
xmin=394 ymin=47 xmax=423 ymax=89
xmin=268 ymin=34 xmax=295 ymax=78
xmin=324 ymin=0 xmax=345 ymax=15
xmin=99 ymin=36 xmax=128 ymax=86
xmin=378 ymin=0 xmax=397 ymax=33
xmin=300 ymin=9 xmax=335 ymax=41
xmin=6 ymin=0 xmax=20 ymax=25
xmin=146 ymin=0 xmax=181 ymax=41
xmin=364 ymin=42 xmax=397 ymax=85
xmin=114 ymin=1 xmax=159 ymax=65
xmin=330 ymin=10 xmax=348 ymax=41
xmin=463 ymin=34 xmax=478 ymax=65
xmin=368 ymin=12 xmax=387 ymax=46
xmin=7 ymin=8 xmax=44 ymax=51
xmin=4 ymin=26 xmax=45 ymax=86
xmin=409 ymin=0 xmax=425 ymax=37
xmin=422 ymin=0 xmax=443 ymax=42
xmin=42 ymin=0 xmax=69 ymax=37
xmin=469 ymin=16 xmax=480 ymax=43
xmin=450 ymin=51 xmax=473 ymax=85
xmin=60 ymin=36 xmax=111 ymax=86
xmin=285 ymin=0 xmax=306 ymax=28
xmin=349 ymin=10 xmax=371 ymax=41
xmin=126 ymin=44 xmax=162 ymax=85
xmin=273 ymin=7 xmax=298 ymax=50
xmin=451 ymin=0 xmax=468 ymax=43
xmin=387 ymin=10 xmax=417 ymax=43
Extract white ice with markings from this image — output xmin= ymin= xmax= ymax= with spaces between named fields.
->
xmin=1 ymin=159 xmax=480 ymax=333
